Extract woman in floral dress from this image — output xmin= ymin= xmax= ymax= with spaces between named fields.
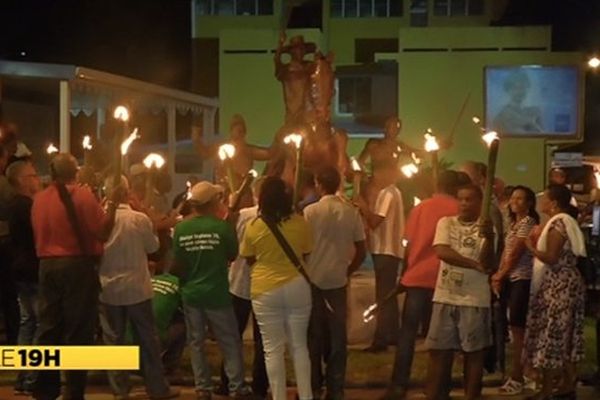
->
xmin=524 ymin=185 xmax=586 ymax=400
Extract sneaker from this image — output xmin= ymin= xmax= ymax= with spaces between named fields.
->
xmin=196 ymin=390 xmax=212 ymax=400
xmin=498 ymin=378 xmax=524 ymax=396
xmin=14 ymin=388 xmax=33 ymax=396
xmin=212 ymin=383 xmax=229 ymax=396
xmin=231 ymin=385 xmax=255 ymax=399
xmin=378 ymin=386 xmax=406 ymax=400
xmin=150 ymin=388 xmax=180 ymax=399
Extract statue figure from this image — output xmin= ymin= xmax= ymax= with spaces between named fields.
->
xmin=193 ymin=114 xmax=273 ymax=190
xmin=274 ymin=33 xmax=317 ymax=126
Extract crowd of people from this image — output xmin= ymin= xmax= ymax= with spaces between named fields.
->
xmin=0 ymin=118 xmax=593 ymax=400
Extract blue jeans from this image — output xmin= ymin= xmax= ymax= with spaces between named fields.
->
xmin=391 ymin=287 xmax=433 ymax=389
xmin=309 ymin=285 xmax=347 ymax=398
xmin=99 ymin=300 xmax=172 ymax=398
xmin=15 ymin=282 xmax=39 ymax=391
xmin=183 ymin=303 xmax=246 ymax=392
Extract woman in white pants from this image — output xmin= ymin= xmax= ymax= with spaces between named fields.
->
xmin=240 ymin=176 xmax=313 ymax=400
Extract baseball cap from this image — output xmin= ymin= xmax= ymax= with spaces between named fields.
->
xmin=189 ymin=181 xmax=224 ymax=205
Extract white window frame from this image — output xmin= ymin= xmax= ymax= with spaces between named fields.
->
xmin=198 ymin=0 xmax=270 ymax=16
xmin=333 ymin=0 xmax=397 ymax=18
xmin=434 ymin=0 xmax=483 ymax=17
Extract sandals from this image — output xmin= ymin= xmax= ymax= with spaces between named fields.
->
xmin=499 ymin=378 xmax=524 ymax=395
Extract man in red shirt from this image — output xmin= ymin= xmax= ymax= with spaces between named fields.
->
xmin=380 ymin=170 xmax=459 ymax=400
xmin=31 ymin=153 xmax=118 ymax=400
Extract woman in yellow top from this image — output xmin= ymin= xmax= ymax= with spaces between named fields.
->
xmin=240 ymin=176 xmax=314 ymax=400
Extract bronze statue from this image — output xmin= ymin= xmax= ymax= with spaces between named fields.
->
xmin=272 ymin=33 xmax=348 ymax=184
xmin=193 ymin=114 xmax=273 ymax=190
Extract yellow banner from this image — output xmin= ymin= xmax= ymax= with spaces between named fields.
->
xmin=0 ymin=346 xmax=139 ymax=370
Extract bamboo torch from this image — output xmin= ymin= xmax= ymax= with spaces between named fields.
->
xmin=82 ymin=135 xmax=92 ymax=167
xmin=142 ymin=153 xmax=166 ymax=207
xmin=120 ymin=128 xmax=140 ymax=173
xmin=218 ymin=143 xmax=237 ymax=194
xmin=350 ymin=157 xmax=362 ymax=200
xmin=424 ymin=129 xmax=440 ymax=190
xmin=283 ymin=133 xmax=304 ymax=206
xmin=113 ymin=105 xmax=130 ymax=187
xmin=230 ymin=169 xmax=258 ymax=211
xmin=480 ymin=131 xmax=500 ymax=223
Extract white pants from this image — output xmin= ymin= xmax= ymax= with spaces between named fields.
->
xmin=252 ymin=277 xmax=312 ymax=400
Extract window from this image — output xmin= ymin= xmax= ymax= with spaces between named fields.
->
xmin=410 ymin=0 xmax=428 ymax=26
xmin=331 ymin=0 xmax=403 ymax=18
xmin=433 ymin=0 xmax=485 ymax=16
xmin=196 ymin=0 xmax=273 ymax=16
xmin=337 ymin=77 xmax=372 ymax=115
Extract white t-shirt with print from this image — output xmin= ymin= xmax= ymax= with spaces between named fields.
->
xmin=369 ymin=185 xmax=405 ymax=259
xmin=432 ymin=216 xmax=491 ymax=308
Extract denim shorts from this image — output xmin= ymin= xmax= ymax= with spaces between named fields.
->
xmin=425 ymin=302 xmax=492 ymax=353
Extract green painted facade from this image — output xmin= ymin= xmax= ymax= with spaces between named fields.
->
xmin=193 ymin=1 xmax=582 ymax=191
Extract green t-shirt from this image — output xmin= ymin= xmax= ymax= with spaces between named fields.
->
xmin=151 ymin=273 xmax=181 ymax=341
xmin=173 ymin=215 xmax=237 ymax=309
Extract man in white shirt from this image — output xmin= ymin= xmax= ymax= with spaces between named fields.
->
xmin=355 ymin=161 xmax=405 ymax=352
xmin=99 ymin=177 xmax=178 ymax=400
xmin=425 ymin=184 xmax=495 ymax=400
xmin=217 ymin=177 xmax=269 ymax=398
xmin=304 ymin=167 xmax=366 ymax=400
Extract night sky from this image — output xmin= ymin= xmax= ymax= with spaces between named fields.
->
xmin=1 ymin=0 xmax=600 ymax=89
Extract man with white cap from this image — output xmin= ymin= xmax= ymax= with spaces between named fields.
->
xmin=172 ymin=181 xmax=252 ymax=400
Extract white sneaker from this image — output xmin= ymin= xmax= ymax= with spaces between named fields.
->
xmin=498 ymin=378 xmax=524 ymax=395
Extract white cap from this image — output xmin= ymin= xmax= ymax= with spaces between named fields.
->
xmin=189 ymin=181 xmax=224 ymax=205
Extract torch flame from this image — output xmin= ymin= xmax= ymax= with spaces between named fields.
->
xmin=185 ymin=180 xmax=193 ymax=200
xmin=594 ymin=170 xmax=600 ymax=189
xmin=218 ymin=143 xmax=236 ymax=161
xmin=363 ymin=303 xmax=377 ymax=323
xmin=143 ymin=153 xmax=166 ymax=169
xmin=414 ymin=196 xmax=422 ymax=206
xmin=411 ymin=152 xmax=421 ymax=165
xmin=283 ymin=133 xmax=303 ymax=149
xmin=402 ymin=239 xmax=409 ymax=248
xmin=46 ymin=143 xmax=59 ymax=155
xmin=350 ymin=157 xmax=361 ymax=172
xmin=482 ymin=131 xmax=499 ymax=147
xmin=249 ymin=169 xmax=258 ymax=178
xmin=113 ymin=105 xmax=130 ymax=122
xmin=472 ymin=116 xmax=481 ymax=125
xmin=424 ymin=133 xmax=440 ymax=152
xmin=401 ymin=163 xmax=419 ymax=178
xmin=120 ymin=128 xmax=140 ymax=155
xmin=82 ymin=135 xmax=92 ymax=150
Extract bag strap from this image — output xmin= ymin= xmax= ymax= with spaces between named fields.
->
xmin=54 ymin=183 xmax=88 ymax=256
xmin=260 ymin=216 xmax=313 ymax=285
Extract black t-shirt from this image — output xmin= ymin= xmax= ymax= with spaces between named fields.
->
xmin=8 ymin=194 xmax=39 ymax=282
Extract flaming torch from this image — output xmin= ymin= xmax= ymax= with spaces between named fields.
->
xmin=46 ymin=143 xmax=59 ymax=156
xmin=351 ymin=157 xmax=362 ymax=200
xmin=120 ymin=128 xmax=140 ymax=173
xmin=218 ymin=143 xmax=237 ymax=194
xmin=284 ymin=133 xmax=304 ymax=207
xmin=480 ymin=131 xmax=500 ymax=224
xmin=143 ymin=153 xmax=166 ymax=207
xmin=230 ymin=169 xmax=258 ymax=211
xmin=82 ymin=135 xmax=92 ymax=167
xmin=424 ymin=129 xmax=440 ymax=190
xmin=113 ymin=105 xmax=130 ymax=187
xmin=363 ymin=285 xmax=406 ymax=323
xmin=401 ymin=162 xmax=419 ymax=178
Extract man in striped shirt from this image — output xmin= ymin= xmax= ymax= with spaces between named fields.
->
xmin=356 ymin=161 xmax=405 ymax=352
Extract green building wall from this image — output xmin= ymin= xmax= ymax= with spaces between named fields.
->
xmin=195 ymin=2 xmax=582 ymax=191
